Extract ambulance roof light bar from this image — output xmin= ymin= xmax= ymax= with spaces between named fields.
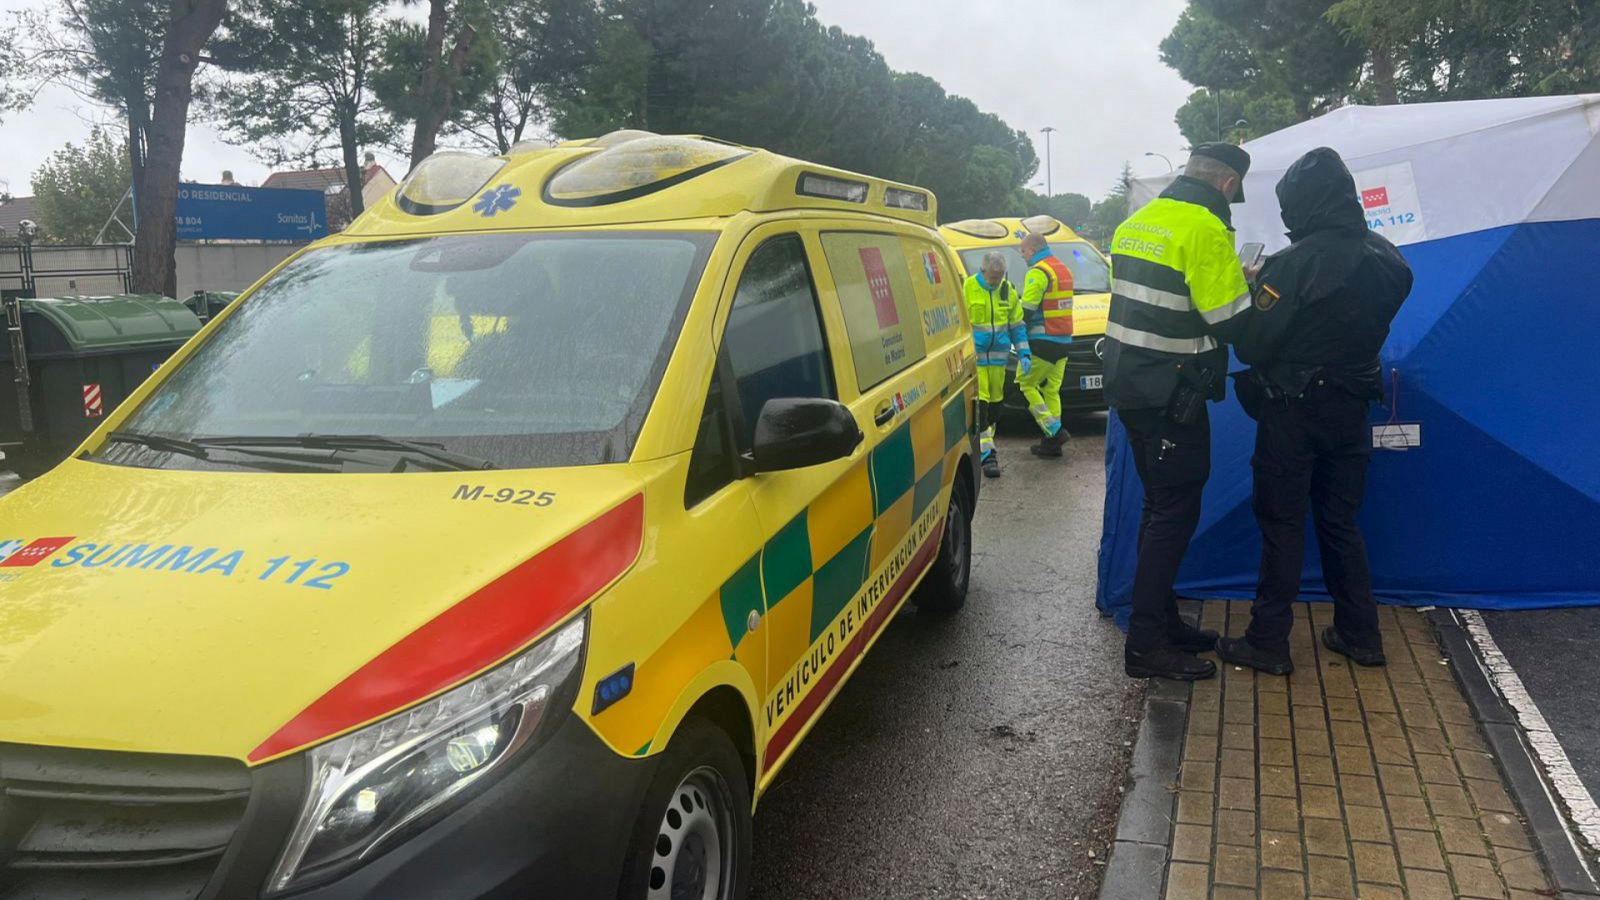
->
xmin=589 ymin=129 xmax=660 ymax=149
xmin=395 ymin=151 xmax=507 ymax=216
xmin=1021 ymin=214 xmax=1064 ymax=236
xmin=795 ymin=172 xmax=868 ymax=204
xmin=943 ymin=219 xmax=1010 ymax=239
xmin=883 ymin=187 xmax=930 ymax=212
xmin=507 ymin=137 xmax=560 ymax=156
xmin=544 ymin=135 xmax=751 ymax=207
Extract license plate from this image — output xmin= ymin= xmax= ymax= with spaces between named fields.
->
xmin=1079 ymin=375 xmax=1103 ymax=390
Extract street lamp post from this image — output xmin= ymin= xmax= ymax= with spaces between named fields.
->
xmin=1040 ymin=126 xmax=1056 ymax=196
xmin=1144 ymin=152 xmax=1174 ymax=172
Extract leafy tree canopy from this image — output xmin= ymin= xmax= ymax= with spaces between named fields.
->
xmin=210 ymin=0 xmax=399 ymax=215
xmin=1164 ymin=0 xmax=1600 ymax=146
xmin=371 ymin=1 xmax=500 ymax=142
xmin=545 ymin=0 xmax=1037 ymax=220
xmin=31 ymin=126 xmax=129 ymax=244
xmin=1085 ymin=162 xmax=1135 ymax=242
xmin=1015 ymin=190 xmax=1093 ymax=232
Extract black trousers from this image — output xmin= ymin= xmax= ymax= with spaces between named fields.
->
xmin=1246 ymin=384 xmax=1382 ymax=655
xmin=1120 ymin=406 xmax=1211 ymax=652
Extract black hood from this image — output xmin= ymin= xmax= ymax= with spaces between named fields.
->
xmin=1276 ymin=147 xmax=1367 ymax=241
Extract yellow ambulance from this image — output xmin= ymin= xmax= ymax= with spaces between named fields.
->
xmin=0 ymin=132 xmax=979 ymax=899
xmin=938 ymin=215 xmax=1112 ymax=412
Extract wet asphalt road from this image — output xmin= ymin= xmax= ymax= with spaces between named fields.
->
xmin=1481 ymin=608 xmax=1600 ymax=803
xmin=0 ymin=422 xmax=1142 ymax=899
xmin=750 ymin=417 xmax=1142 ymax=900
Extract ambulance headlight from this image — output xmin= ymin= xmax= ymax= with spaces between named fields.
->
xmin=266 ymin=614 xmax=587 ymax=893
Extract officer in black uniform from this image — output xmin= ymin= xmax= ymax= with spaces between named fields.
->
xmin=1217 ymin=147 xmax=1413 ymax=676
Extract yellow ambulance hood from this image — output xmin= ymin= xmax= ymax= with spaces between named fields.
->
xmin=0 ymin=459 xmax=644 ymax=762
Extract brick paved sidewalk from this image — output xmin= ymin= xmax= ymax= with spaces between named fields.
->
xmin=1165 ymin=600 xmax=1555 ymax=900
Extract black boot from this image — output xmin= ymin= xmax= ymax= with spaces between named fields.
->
xmin=1125 ymin=646 xmax=1217 ymax=681
xmin=1169 ymin=617 xmax=1219 ymax=654
xmin=1322 ymin=627 xmax=1386 ymax=667
xmin=1216 ymin=636 xmax=1294 ymax=676
xmin=1029 ymin=428 xmax=1069 ymax=458
xmin=982 ymin=455 xmax=1001 ymax=478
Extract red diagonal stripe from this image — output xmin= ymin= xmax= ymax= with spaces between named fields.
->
xmin=764 ymin=521 xmax=943 ymax=765
xmin=250 ymin=494 xmax=645 ymax=762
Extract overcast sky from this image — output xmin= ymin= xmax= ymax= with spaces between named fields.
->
xmin=0 ymin=0 xmax=1194 ymax=200
xmin=807 ymin=0 xmax=1194 ymax=195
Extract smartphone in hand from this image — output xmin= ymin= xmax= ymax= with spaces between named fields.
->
xmin=1239 ymin=242 xmax=1265 ymax=269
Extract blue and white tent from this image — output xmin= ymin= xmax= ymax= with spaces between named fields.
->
xmin=1098 ymin=94 xmax=1600 ymax=623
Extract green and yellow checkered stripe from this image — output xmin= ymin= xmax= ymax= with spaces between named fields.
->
xmin=594 ymin=390 xmax=970 ymax=756
xmin=723 ymin=391 xmax=969 ymax=664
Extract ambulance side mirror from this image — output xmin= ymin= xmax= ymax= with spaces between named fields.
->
xmin=749 ymin=398 xmax=862 ymax=473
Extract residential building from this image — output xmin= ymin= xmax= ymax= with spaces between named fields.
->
xmin=262 ymin=153 xmax=397 ymax=231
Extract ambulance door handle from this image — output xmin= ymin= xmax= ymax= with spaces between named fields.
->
xmin=873 ymin=403 xmax=896 ymax=427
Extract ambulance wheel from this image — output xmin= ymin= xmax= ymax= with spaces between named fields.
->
xmin=617 ymin=718 xmax=751 ymax=900
xmin=913 ymin=474 xmax=973 ymax=614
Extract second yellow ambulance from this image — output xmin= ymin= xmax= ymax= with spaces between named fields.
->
xmin=940 ymin=215 xmax=1112 ymax=412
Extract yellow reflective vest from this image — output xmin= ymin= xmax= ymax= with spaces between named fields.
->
xmin=1104 ymin=176 xmax=1252 ymax=409
xmin=964 ymin=273 xmax=1029 ymax=368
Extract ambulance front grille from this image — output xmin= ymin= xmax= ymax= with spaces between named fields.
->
xmin=0 ymin=743 xmax=251 ymax=899
xmin=1063 ymin=337 xmax=1107 ymax=368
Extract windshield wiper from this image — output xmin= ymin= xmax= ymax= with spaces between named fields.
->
xmin=197 ymin=434 xmax=496 ymax=471
xmin=106 ymin=431 xmax=212 ymax=460
xmin=104 ymin=431 xmax=350 ymax=472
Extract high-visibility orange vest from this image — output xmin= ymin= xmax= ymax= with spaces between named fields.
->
xmin=1029 ymin=255 xmax=1075 ymax=339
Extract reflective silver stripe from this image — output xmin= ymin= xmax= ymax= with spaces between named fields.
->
xmin=1112 ymin=278 xmax=1191 ymax=312
xmin=1104 ymin=321 xmax=1217 ymax=355
xmin=1199 ymin=291 xmax=1252 ymax=325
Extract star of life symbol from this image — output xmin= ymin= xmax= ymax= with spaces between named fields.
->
xmin=473 ymin=184 xmax=521 ymax=218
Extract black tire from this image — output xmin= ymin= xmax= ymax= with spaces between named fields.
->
xmin=617 ymin=718 xmax=752 ymax=900
xmin=912 ymin=471 xmax=973 ymax=614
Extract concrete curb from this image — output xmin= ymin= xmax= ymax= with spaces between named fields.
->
xmin=1099 ymin=677 xmax=1189 ymax=900
xmin=1430 ymin=608 xmax=1600 ymax=897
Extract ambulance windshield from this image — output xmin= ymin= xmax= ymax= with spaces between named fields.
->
xmin=105 ymin=231 xmax=715 ymax=471
xmin=958 ymin=241 xmax=1111 ymax=293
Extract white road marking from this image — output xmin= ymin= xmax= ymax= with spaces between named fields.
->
xmin=1459 ymin=609 xmax=1600 ymax=864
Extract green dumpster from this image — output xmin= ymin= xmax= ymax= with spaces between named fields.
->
xmin=185 ymin=290 xmax=241 ymax=323
xmin=1 ymin=294 xmax=202 ymax=477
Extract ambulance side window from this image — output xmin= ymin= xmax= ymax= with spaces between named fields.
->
xmin=818 ymin=231 xmax=928 ymax=391
xmin=685 ymin=361 xmax=737 ymax=508
xmin=721 ymin=235 xmax=836 ymax=450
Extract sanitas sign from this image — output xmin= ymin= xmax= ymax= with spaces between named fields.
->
xmin=176 ymin=182 xmax=329 ymax=242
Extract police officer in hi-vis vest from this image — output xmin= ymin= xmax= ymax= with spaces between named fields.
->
xmin=1016 ymin=232 xmax=1075 ymax=458
xmin=1105 ymin=143 xmax=1257 ymax=682
xmin=963 ymin=251 xmax=1030 ymax=478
